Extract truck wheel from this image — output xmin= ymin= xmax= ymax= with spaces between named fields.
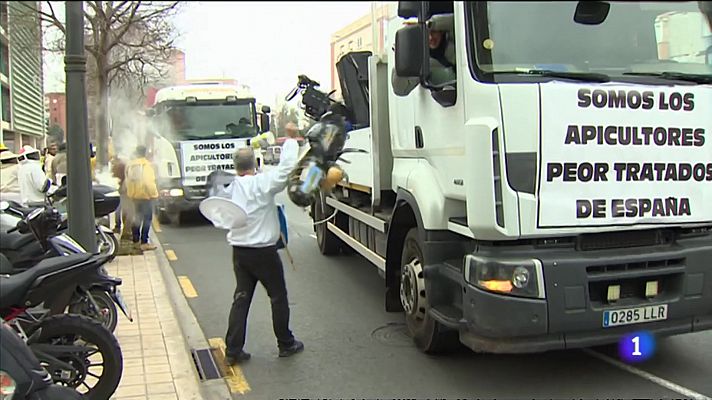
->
xmin=400 ymin=228 xmax=459 ymax=354
xmin=314 ymin=196 xmax=341 ymax=255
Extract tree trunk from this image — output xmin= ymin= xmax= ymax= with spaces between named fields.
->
xmin=96 ymin=61 xmax=110 ymax=169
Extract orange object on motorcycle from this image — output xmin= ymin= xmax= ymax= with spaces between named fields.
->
xmin=321 ymin=166 xmax=344 ymax=190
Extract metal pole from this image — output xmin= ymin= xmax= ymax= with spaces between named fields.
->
xmin=65 ymin=1 xmax=97 ymax=253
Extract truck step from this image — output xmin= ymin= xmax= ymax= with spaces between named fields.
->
xmin=429 ymin=305 xmax=463 ymax=328
xmin=448 ymin=217 xmax=467 ymax=227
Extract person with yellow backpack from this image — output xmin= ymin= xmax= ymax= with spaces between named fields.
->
xmin=125 ymin=145 xmax=159 ymax=251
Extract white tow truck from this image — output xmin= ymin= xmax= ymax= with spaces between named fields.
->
xmin=147 ymin=82 xmax=272 ymax=225
xmin=312 ymin=1 xmax=712 ymax=353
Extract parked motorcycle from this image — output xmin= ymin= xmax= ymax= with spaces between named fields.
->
xmin=0 ymin=317 xmax=85 ymax=399
xmin=284 ymin=74 xmax=365 ymax=208
xmin=0 ymin=250 xmax=123 ymax=400
xmin=0 ymin=185 xmax=120 ymax=269
xmin=0 ymin=202 xmax=132 ymax=332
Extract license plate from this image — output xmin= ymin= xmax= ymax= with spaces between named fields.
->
xmin=113 ymin=288 xmax=133 ymax=322
xmin=603 ymin=304 xmax=668 ymax=328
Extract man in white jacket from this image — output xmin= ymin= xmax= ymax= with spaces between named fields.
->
xmin=17 ymin=146 xmax=54 ymax=206
xmin=222 ymin=123 xmax=304 ymax=364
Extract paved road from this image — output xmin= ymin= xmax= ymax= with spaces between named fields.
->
xmin=155 ymin=194 xmax=712 ymax=399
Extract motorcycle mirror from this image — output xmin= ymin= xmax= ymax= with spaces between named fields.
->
xmin=27 ymin=208 xmax=43 ymax=220
xmin=285 ymin=85 xmax=300 ymax=102
xmin=0 ymin=201 xmax=8 ymax=211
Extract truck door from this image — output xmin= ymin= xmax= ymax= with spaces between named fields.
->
xmin=410 ymin=10 xmax=467 ymax=202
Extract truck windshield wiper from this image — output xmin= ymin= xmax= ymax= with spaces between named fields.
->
xmin=494 ymin=69 xmax=610 ymax=82
xmin=622 ymin=71 xmax=712 ymax=84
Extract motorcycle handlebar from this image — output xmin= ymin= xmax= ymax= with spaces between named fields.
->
xmin=285 ymin=74 xmax=322 ymax=102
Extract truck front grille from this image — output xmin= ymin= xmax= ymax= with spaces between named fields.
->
xmin=586 ymin=257 xmax=685 ymax=276
xmin=577 ymin=229 xmax=674 ymax=251
xmin=185 ymin=187 xmax=207 ymax=199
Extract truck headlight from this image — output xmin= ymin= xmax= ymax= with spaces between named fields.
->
xmin=169 ymin=188 xmax=184 ymax=197
xmin=464 ymin=255 xmax=545 ymax=299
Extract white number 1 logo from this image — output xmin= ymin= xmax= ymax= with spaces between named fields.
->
xmin=632 ymin=336 xmax=642 ymax=356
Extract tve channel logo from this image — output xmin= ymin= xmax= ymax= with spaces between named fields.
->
xmin=619 ymin=331 xmax=656 ymax=363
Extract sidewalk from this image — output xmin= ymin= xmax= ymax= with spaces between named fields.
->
xmin=106 ymin=251 xmax=208 ymax=400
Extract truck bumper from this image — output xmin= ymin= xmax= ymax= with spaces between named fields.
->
xmin=448 ymin=231 xmax=712 ymax=353
xmin=157 ymin=195 xmax=204 ymax=213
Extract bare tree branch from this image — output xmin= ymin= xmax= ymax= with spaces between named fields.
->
xmin=18 ymin=1 xmax=65 ymax=34
xmin=30 ymin=0 xmax=184 ymax=166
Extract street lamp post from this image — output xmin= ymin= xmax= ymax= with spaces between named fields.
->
xmin=65 ymin=1 xmax=97 ymax=252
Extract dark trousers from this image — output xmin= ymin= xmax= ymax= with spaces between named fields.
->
xmin=131 ymin=200 xmax=153 ymax=244
xmin=225 ymin=245 xmax=294 ymax=355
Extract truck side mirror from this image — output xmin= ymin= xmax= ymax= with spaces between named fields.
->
xmin=398 ymin=1 xmax=420 ymax=18
xmin=260 ymin=113 xmax=271 ymax=133
xmin=395 ymin=24 xmax=425 ymax=78
xmin=574 ymin=1 xmax=610 ymax=25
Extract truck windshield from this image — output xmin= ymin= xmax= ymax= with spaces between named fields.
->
xmin=162 ymin=103 xmax=257 ymax=140
xmin=470 ymin=1 xmax=712 ymax=83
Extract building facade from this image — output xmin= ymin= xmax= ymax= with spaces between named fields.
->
xmin=329 ymin=3 xmax=396 ymax=97
xmin=144 ymin=49 xmax=188 ymax=109
xmin=0 ymin=1 xmax=45 ymax=152
xmin=46 ymin=91 xmax=66 ymax=140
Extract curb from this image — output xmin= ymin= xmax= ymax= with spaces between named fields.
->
xmin=151 ymin=232 xmax=233 ymax=400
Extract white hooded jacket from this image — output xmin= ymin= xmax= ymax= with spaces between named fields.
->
xmin=18 ymin=154 xmax=52 ymax=205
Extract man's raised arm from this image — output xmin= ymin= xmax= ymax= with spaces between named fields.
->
xmin=262 ymin=123 xmax=301 ymax=195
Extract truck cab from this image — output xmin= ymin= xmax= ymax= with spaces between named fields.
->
xmin=147 ymin=82 xmax=271 ymax=225
xmin=317 ymin=1 xmax=712 ymax=353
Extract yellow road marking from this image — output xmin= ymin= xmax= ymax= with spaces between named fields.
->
xmin=152 ymin=218 xmax=162 ymax=233
xmin=165 ymin=249 xmax=178 ymax=261
xmin=208 ymin=337 xmax=251 ymax=394
xmin=177 ymin=276 xmax=198 ymax=298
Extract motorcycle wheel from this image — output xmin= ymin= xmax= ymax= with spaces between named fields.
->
xmin=68 ymin=289 xmax=118 ymax=333
xmin=96 ymin=229 xmax=118 ymax=261
xmin=28 ymin=314 xmax=122 ymax=400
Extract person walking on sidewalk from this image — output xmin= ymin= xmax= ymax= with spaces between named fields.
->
xmin=222 ymin=122 xmax=304 ymax=364
xmin=43 ymin=143 xmax=58 ymax=179
xmin=125 ymin=146 xmax=159 ymax=251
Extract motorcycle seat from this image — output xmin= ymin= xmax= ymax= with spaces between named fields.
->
xmin=0 ymin=231 xmax=36 ymax=252
xmin=5 ymin=201 xmax=36 ymax=218
xmin=0 ymin=253 xmax=93 ymax=308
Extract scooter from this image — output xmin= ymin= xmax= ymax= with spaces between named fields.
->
xmin=0 ymin=201 xmax=132 ymax=333
xmin=0 ymin=250 xmax=123 ymax=400
xmin=0 ymin=317 xmax=85 ymax=399
xmin=1 ymin=183 xmax=120 ymax=269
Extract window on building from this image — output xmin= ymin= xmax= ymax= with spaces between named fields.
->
xmin=0 ymin=1 xmax=8 ymax=31
xmin=1 ymin=86 xmax=10 ymax=123
xmin=0 ymin=43 xmax=8 ymax=77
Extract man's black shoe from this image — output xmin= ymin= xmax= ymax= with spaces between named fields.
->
xmin=278 ymin=339 xmax=304 ymax=358
xmin=225 ymin=350 xmax=251 ymax=365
